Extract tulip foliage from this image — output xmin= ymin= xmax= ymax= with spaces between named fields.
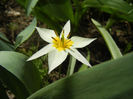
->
xmin=0 ymin=0 xmax=133 ymax=98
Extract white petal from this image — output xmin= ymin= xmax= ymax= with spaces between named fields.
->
xmin=27 ymin=44 xmax=54 ymax=61
xmin=60 ymin=20 xmax=70 ymax=38
xmin=67 ymin=48 xmax=91 ymax=67
xmin=36 ymin=27 xmax=56 ymax=43
xmin=71 ymin=36 xmax=96 ymax=48
xmin=48 ymin=50 xmax=68 ymax=73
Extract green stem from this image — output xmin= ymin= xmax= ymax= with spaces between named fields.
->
xmin=78 ymin=51 xmax=90 ymax=72
xmin=67 ymin=56 xmax=76 ymax=76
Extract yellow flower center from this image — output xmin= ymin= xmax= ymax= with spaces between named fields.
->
xmin=52 ymin=32 xmax=73 ymax=51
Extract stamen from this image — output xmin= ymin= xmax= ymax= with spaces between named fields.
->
xmin=54 ymin=30 xmax=59 ymax=37
xmin=61 ymin=30 xmax=65 ymax=46
xmin=67 ymin=32 xmax=71 ymax=38
xmin=51 ymin=37 xmax=57 ymax=41
xmin=62 ymin=30 xmax=65 ymax=34
xmin=65 ymin=40 xmax=71 ymax=44
xmin=52 ymin=30 xmax=73 ymax=51
xmin=61 ymin=30 xmax=65 ymax=39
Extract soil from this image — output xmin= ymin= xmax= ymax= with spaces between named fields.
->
xmin=0 ymin=0 xmax=33 ymax=43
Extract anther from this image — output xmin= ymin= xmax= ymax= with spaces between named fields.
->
xmin=54 ymin=30 xmax=59 ymax=37
xmin=51 ymin=37 xmax=57 ymax=41
xmin=67 ymin=32 xmax=71 ymax=38
xmin=65 ymin=40 xmax=71 ymax=44
xmin=61 ymin=31 xmax=65 ymax=45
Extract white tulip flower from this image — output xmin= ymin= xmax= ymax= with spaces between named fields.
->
xmin=27 ymin=20 xmax=96 ymax=73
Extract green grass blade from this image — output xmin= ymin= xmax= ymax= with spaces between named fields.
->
xmin=27 ymin=52 xmax=133 ymax=99
xmin=91 ymin=19 xmax=122 ymax=59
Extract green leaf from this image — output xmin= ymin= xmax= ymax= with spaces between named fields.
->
xmin=27 ymin=52 xmax=133 ymax=99
xmin=0 ymin=51 xmax=41 ymax=98
xmin=26 ymin=0 xmax=39 ymax=16
xmin=37 ymin=0 xmax=74 ymax=21
xmin=83 ymin=0 xmax=133 ymax=22
xmin=16 ymin=0 xmax=27 ymax=8
xmin=0 ymin=32 xmax=10 ymax=42
xmin=0 ymin=65 xmax=29 ymax=99
xmin=0 ymin=40 xmax=14 ymax=51
xmin=33 ymin=0 xmax=74 ymax=31
xmin=33 ymin=8 xmax=62 ymax=31
xmin=15 ymin=18 xmax=37 ymax=48
xmin=91 ymin=19 xmax=122 ymax=59
xmin=0 ymin=32 xmax=14 ymax=51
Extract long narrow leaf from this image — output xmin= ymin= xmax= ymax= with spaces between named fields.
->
xmin=0 ymin=32 xmax=10 ymax=42
xmin=15 ymin=18 xmax=37 ymax=48
xmin=0 ymin=40 xmax=14 ymax=51
xmin=0 ymin=32 xmax=14 ymax=51
xmin=37 ymin=0 xmax=74 ymax=21
xmin=33 ymin=0 xmax=74 ymax=31
xmin=27 ymin=52 xmax=133 ymax=99
xmin=0 ymin=51 xmax=41 ymax=98
xmin=83 ymin=0 xmax=133 ymax=22
xmin=91 ymin=19 xmax=122 ymax=59
xmin=0 ymin=65 xmax=29 ymax=99
xmin=26 ymin=0 xmax=39 ymax=16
